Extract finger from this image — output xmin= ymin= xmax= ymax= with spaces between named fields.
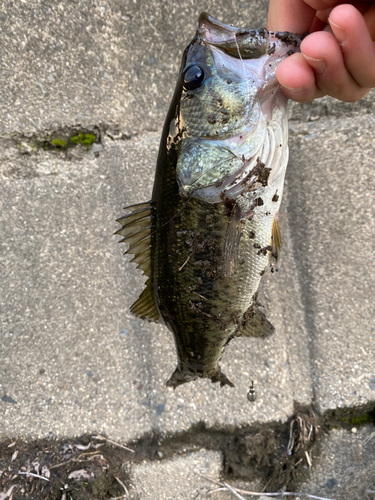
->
xmin=315 ymin=8 xmax=330 ymax=22
xmin=329 ymin=4 xmax=375 ymax=87
xmin=315 ymin=3 xmax=372 ymax=25
xmin=305 ymin=0 xmax=373 ymax=10
xmin=301 ymin=30 xmax=371 ymax=100
xmin=275 ymin=53 xmax=324 ymax=102
xmin=267 ymin=0 xmax=316 ymax=32
xmin=364 ymin=2 xmax=375 ymax=39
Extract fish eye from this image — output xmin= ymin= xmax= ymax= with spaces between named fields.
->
xmin=182 ymin=65 xmax=205 ymax=91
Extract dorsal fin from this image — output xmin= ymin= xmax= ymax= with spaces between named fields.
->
xmin=116 ymin=201 xmax=160 ymax=323
xmin=130 ymin=278 xmax=160 ymax=323
xmin=115 ymin=201 xmax=155 ymax=278
xmin=270 ymin=213 xmax=281 ymax=273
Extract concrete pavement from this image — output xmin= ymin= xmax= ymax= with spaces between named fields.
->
xmin=0 ymin=0 xmax=374 ymax=498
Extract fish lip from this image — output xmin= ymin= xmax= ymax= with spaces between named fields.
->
xmin=197 ymin=12 xmax=242 ymax=40
xmin=197 ymin=12 xmax=267 ymax=45
xmin=197 ymin=12 xmax=305 ymax=53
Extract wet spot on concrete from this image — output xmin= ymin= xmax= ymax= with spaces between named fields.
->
xmin=326 ymin=478 xmax=337 ymax=489
xmin=1 ymin=394 xmax=17 ymax=404
xmin=156 ymin=403 xmax=165 ymax=415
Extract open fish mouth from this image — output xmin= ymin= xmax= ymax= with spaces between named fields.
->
xmin=176 ymin=13 xmax=303 ymax=204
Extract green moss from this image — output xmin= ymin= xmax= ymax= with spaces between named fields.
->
xmin=51 ymin=139 xmax=67 ymax=149
xmin=349 ymin=413 xmax=374 ymax=426
xmin=70 ymin=132 xmax=96 ymax=148
xmin=324 ymin=408 xmax=375 ymax=428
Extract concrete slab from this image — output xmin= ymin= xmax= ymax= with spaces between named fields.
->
xmin=0 ymin=0 xmax=268 ymax=138
xmin=287 ymin=115 xmax=375 ymax=411
xmin=0 ymin=132 xmax=311 ymax=440
xmin=1 ymin=0 xmax=373 ymax=140
xmin=300 ymin=426 xmax=375 ymax=500
xmin=0 ymin=0 xmax=373 ymax=468
xmin=129 ymin=449 xmax=222 ymax=499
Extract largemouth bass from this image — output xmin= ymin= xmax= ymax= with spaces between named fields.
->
xmin=116 ymin=13 xmax=302 ymax=388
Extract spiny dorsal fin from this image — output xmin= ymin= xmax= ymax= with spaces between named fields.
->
xmin=236 ymin=303 xmax=275 ymax=339
xmin=270 ymin=213 xmax=281 ymax=273
xmin=130 ymin=278 xmax=160 ymax=323
xmin=115 ymin=201 xmax=154 ymax=278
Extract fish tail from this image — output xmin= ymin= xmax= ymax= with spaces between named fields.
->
xmin=166 ymin=366 xmax=234 ymax=388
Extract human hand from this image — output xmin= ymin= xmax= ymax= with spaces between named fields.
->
xmin=267 ymin=1 xmax=375 ymax=102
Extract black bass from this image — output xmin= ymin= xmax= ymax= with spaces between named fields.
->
xmin=116 ymin=14 xmax=302 ymax=388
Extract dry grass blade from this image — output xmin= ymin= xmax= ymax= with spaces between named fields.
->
xmin=108 ymin=476 xmax=130 ymax=499
xmin=92 ymin=435 xmax=134 ymax=453
xmin=18 ymin=471 xmax=49 ymax=482
xmin=362 ymin=432 xmax=375 ymax=448
xmin=356 ymin=432 xmax=375 ymax=463
xmin=49 ymin=450 xmax=103 ymax=470
xmin=223 ymin=482 xmax=247 ymax=500
xmin=200 ymin=475 xmax=335 ymax=500
xmin=116 ymin=476 xmax=129 ymax=495
xmin=49 ymin=459 xmax=73 ymax=470
xmin=0 ymin=485 xmax=17 ymax=500
xmin=287 ymin=420 xmax=295 ymax=454
xmin=305 ymin=451 xmax=312 ymax=468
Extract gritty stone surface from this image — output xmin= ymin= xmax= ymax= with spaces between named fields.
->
xmin=299 ymin=427 xmax=375 ymax=500
xmin=129 ymin=449 xmax=222 ymax=499
xmin=287 ymin=115 xmax=375 ymax=411
xmin=0 ymin=0 xmax=268 ymax=138
xmin=0 ymin=0 xmax=373 ymax=141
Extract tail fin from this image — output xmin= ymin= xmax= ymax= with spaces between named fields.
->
xmin=166 ymin=365 xmax=234 ymax=389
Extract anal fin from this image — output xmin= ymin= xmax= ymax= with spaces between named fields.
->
xmin=236 ymin=304 xmax=275 ymax=339
xmin=130 ymin=278 xmax=160 ymax=323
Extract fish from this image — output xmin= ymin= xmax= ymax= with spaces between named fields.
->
xmin=116 ymin=13 xmax=303 ymax=388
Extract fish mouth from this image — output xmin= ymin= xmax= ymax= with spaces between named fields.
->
xmin=197 ymin=12 xmax=303 ymax=59
xmin=197 ymin=12 xmax=269 ymax=59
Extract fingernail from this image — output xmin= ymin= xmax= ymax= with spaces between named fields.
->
xmin=280 ymin=85 xmax=306 ymax=96
xmin=328 ymin=18 xmax=347 ymax=44
xmin=303 ymin=54 xmax=327 ymax=75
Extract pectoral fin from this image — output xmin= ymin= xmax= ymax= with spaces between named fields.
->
xmin=270 ymin=213 xmax=281 ymax=273
xmin=236 ymin=304 xmax=275 ymax=339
